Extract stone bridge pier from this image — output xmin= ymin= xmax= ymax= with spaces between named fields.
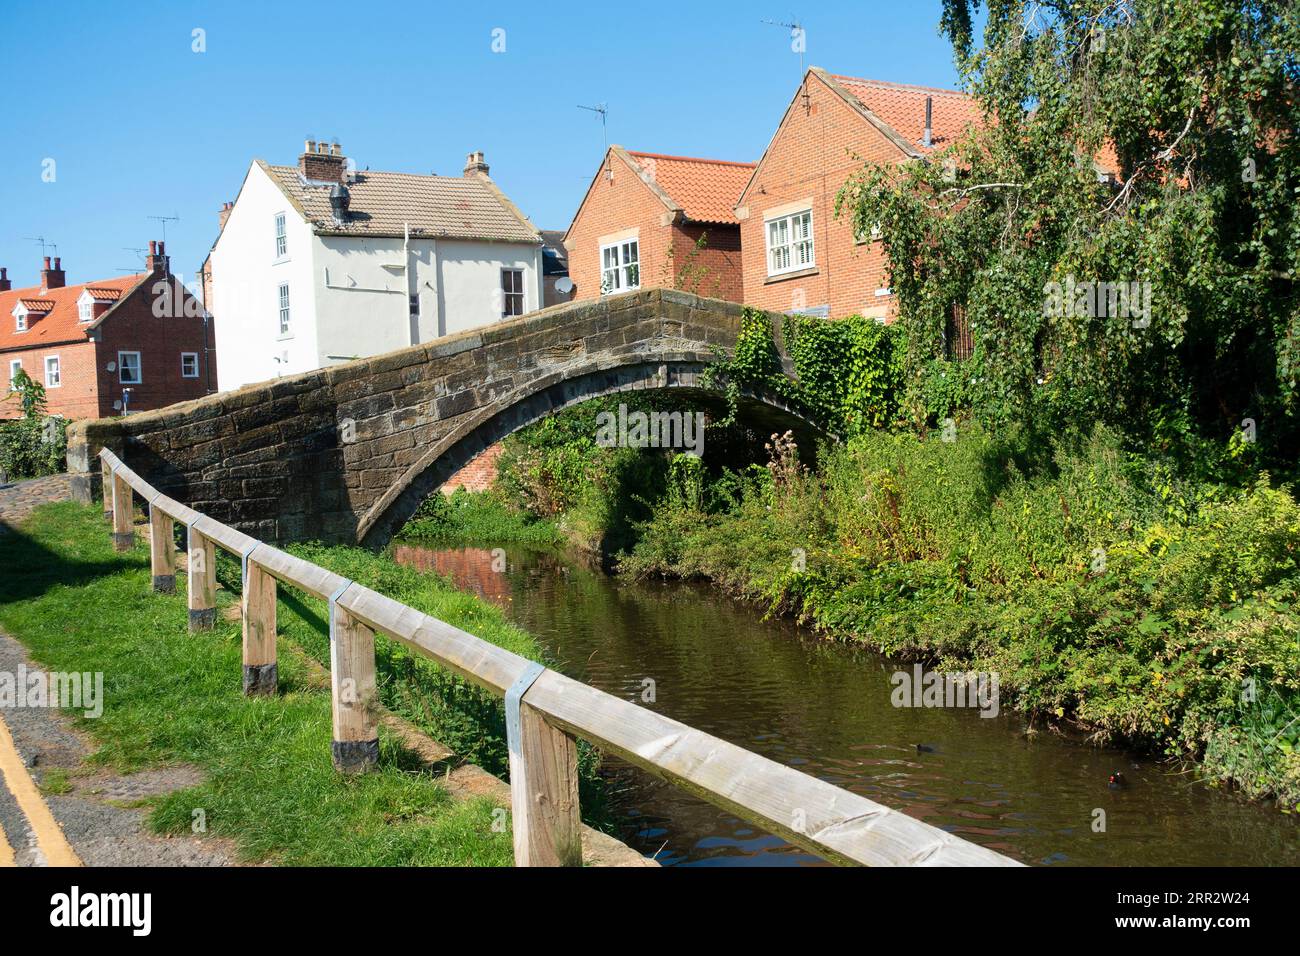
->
xmin=67 ymin=289 xmax=818 ymax=546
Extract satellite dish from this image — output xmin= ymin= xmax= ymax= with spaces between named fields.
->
xmin=113 ymin=400 xmax=122 ymax=410
xmin=106 ymin=360 xmax=116 ymax=372
xmin=555 ymin=277 xmax=575 ymax=295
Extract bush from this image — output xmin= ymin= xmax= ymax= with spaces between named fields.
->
xmin=0 ymin=416 xmax=68 ymax=481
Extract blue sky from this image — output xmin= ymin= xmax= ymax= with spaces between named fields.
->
xmin=0 ymin=0 xmax=966 ymax=288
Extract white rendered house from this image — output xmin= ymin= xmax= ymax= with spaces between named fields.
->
xmin=206 ymin=142 xmax=543 ymax=390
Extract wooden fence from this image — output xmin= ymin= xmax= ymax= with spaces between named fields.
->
xmin=98 ymin=447 xmax=1021 ymax=867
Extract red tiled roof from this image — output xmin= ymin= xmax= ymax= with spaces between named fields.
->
xmin=0 ymin=274 xmax=144 ymax=351
xmin=16 ymin=298 xmax=55 ymax=312
xmin=626 ymin=151 xmax=756 ymax=224
xmin=83 ymin=287 xmax=124 ymax=301
xmin=830 ymin=75 xmax=984 ymax=152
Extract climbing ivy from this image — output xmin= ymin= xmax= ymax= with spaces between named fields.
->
xmin=705 ymin=306 xmax=903 ymax=436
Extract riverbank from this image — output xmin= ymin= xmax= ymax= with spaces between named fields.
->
xmin=0 ymin=501 xmax=606 ymax=864
xmin=619 ymin=425 xmax=1300 ymax=810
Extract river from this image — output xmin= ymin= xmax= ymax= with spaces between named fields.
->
xmin=392 ymin=541 xmax=1299 ymax=867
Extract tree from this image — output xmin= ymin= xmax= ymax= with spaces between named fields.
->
xmin=838 ymin=0 xmax=1299 ymax=471
xmin=7 ymin=367 xmax=48 ymax=419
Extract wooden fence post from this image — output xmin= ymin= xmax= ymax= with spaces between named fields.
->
xmin=507 ymin=667 xmax=583 ymax=867
xmin=101 ymin=467 xmax=113 ymax=522
xmin=329 ymin=585 xmax=379 ymax=773
xmin=241 ymin=552 xmax=278 ymax=696
xmin=187 ymin=524 xmax=216 ymax=631
xmin=111 ymin=473 xmax=133 ymax=552
xmin=148 ymin=502 xmax=176 ymax=593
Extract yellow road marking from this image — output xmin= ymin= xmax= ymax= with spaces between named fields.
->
xmin=0 ymin=815 xmax=14 ymax=867
xmin=0 ymin=713 xmax=81 ymax=867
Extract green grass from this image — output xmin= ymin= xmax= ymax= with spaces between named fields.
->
xmin=399 ymin=488 xmax=563 ymax=547
xmin=0 ymin=501 xmax=525 ymax=865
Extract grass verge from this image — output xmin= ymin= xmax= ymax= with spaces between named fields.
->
xmin=0 ymin=501 xmax=547 ymax=865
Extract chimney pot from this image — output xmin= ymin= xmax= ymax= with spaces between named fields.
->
xmin=158 ymin=241 xmax=165 ymax=255
xmin=0 ymin=267 xmax=9 ymax=293
xmin=149 ymin=240 xmax=157 ymax=255
xmin=54 ymin=257 xmax=60 ymax=270
xmin=44 ymin=256 xmax=51 ymax=269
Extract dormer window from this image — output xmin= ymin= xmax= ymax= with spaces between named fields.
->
xmin=79 ymin=299 xmax=93 ymax=323
xmin=15 ymin=310 xmax=26 ymax=332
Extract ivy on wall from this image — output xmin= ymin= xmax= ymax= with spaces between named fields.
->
xmin=705 ymin=306 xmax=904 ymax=437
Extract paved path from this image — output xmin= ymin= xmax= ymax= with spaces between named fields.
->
xmin=0 ymin=474 xmax=80 ymax=533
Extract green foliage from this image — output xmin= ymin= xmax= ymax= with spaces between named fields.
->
xmin=706 ymin=306 xmax=903 ymax=435
xmin=839 ymin=0 xmax=1300 ymax=472
xmin=623 ymin=424 xmax=1300 ymax=807
xmin=0 ymin=415 xmax=68 ymax=481
xmin=401 ymin=488 xmax=562 ymax=546
xmin=6 ymin=367 xmax=47 ymax=419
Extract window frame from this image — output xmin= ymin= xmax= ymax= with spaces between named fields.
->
xmin=180 ymin=352 xmax=199 ymax=378
xmin=500 ymin=268 xmax=525 ymax=318
xmin=9 ymin=359 xmax=21 ymax=384
xmin=277 ymin=283 xmax=291 ymax=336
xmin=274 ymin=212 xmax=287 ymax=259
xmin=15 ymin=309 xmax=27 ymax=333
xmin=44 ymin=355 xmax=61 ymax=388
xmin=118 ymin=350 xmax=142 ymax=385
xmin=78 ymin=298 xmax=94 ymax=323
xmin=765 ymin=209 xmax=815 ymax=277
xmin=599 ymin=239 xmax=640 ymax=295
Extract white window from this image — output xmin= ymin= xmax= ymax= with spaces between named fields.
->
xmin=118 ymin=351 xmax=142 ymax=385
xmin=277 ymin=283 xmax=290 ymax=335
xmin=79 ymin=299 xmax=93 ymax=322
xmin=181 ymin=352 xmax=199 ymax=378
xmin=766 ymin=209 xmax=815 ymax=276
xmin=44 ymin=355 xmax=61 ymax=388
xmin=501 ymin=269 xmax=524 ymax=317
xmin=9 ymin=359 xmax=21 ymax=384
xmin=600 ymin=239 xmax=640 ymax=294
xmin=15 ymin=311 xmax=26 ymax=332
xmin=274 ymin=213 xmax=287 ymax=258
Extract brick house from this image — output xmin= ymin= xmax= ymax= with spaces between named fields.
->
xmin=0 ymin=244 xmax=215 ymax=420
xmin=735 ymin=68 xmax=983 ymax=324
xmin=564 ymin=146 xmax=754 ymax=302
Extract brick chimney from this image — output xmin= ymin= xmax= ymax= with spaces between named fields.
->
xmin=299 ymin=139 xmax=347 ymax=183
xmin=463 ymin=151 xmax=490 ymax=177
xmin=218 ymin=201 xmax=234 ymax=231
xmin=146 ymin=240 xmax=169 ymax=275
xmin=40 ymin=256 xmax=66 ymax=290
xmin=0 ymin=268 xmax=9 ymax=292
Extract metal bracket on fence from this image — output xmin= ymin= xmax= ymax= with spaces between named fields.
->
xmin=328 ymin=580 xmax=354 ymax=638
xmin=505 ymin=661 xmax=547 ymax=761
xmin=240 ymin=542 xmax=260 ymax=584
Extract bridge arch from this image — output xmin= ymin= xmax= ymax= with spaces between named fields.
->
xmin=356 ymin=358 xmax=821 ymax=546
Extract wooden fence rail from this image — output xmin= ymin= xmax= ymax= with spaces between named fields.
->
xmin=97 ymin=448 xmax=1022 ymax=868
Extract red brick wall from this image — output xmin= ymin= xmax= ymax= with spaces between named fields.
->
xmin=1 ymin=341 xmax=99 ymax=419
xmin=91 ymin=275 xmax=215 ymax=418
xmin=670 ymin=223 xmax=744 ymax=302
xmin=738 ymin=73 xmax=906 ymax=321
xmin=441 ymin=441 xmax=503 ymax=494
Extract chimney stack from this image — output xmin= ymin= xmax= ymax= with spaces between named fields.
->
xmin=299 ymin=139 xmax=347 ymax=183
xmin=0 ymin=268 xmax=9 ymax=292
xmin=463 ymin=151 xmax=490 ymax=177
xmin=218 ymin=201 xmax=234 ymax=231
xmin=146 ymin=240 xmax=169 ymax=274
xmin=923 ymin=96 xmax=933 ymax=148
xmin=41 ymin=256 xmax=66 ymax=290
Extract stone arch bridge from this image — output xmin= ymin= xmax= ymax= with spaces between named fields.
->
xmin=67 ymin=289 xmax=819 ymax=546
